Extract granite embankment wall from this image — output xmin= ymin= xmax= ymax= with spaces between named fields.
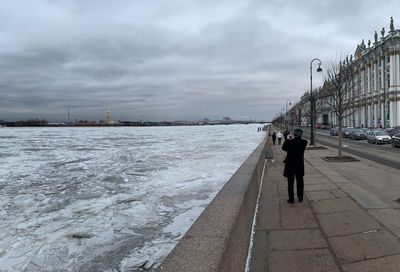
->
xmin=157 ymin=126 xmax=270 ymax=272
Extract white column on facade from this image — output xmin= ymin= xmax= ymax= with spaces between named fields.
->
xmin=374 ymin=103 xmax=379 ymax=127
xmin=354 ymin=108 xmax=357 ymax=127
xmin=374 ymin=63 xmax=377 ymax=92
xmin=347 ymin=113 xmax=350 ymax=127
xmin=381 ymin=58 xmax=385 ymax=91
xmin=397 ymin=54 xmax=400 ymax=87
xmin=367 ymin=65 xmax=371 ymax=94
xmin=367 ymin=104 xmax=371 ymax=127
xmin=361 ymin=68 xmax=365 ymax=95
xmin=390 ymin=55 xmax=395 ymax=88
xmin=393 ymin=54 xmax=399 ymax=87
xmin=380 ymin=102 xmax=385 ymax=127
xmin=355 ymin=107 xmax=360 ymax=127
xmin=361 ymin=105 xmax=366 ymax=127
xmin=390 ymin=100 xmax=395 ymax=127
xmin=396 ymin=100 xmax=400 ymax=127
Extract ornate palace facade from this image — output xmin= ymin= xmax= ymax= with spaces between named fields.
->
xmin=286 ymin=18 xmax=400 ymax=129
xmin=332 ymin=17 xmax=400 ymax=128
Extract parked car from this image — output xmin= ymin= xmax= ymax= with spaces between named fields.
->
xmin=329 ymin=127 xmax=339 ymax=136
xmin=366 ymin=130 xmax=392 ymax=144
xmin=391 ymin=133 xmax=400 ymax=147
xmin=360 ymin=128 xmax=371 ymax=133
xmin=343 ymin=127 xmax=354 ymax=138
xmin=349 ymin=129 xmax=367 ymax=140
xmin=385 ymin=126 xmax=400 ymax=137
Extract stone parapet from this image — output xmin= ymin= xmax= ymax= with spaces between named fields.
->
xmin=157 ymin=127 xmax=269 ymax=272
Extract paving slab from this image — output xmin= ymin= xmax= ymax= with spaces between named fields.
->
xmin=281 ymin=206 xmax=318 ymax=229
xmin=329 ymin=230 xmax=400 ymax=264
xmin=269 ymin=229 xmax=327 ymax=250
xmin=337 ymin=183 xmax=366 ymax=194
xmin=351 ymin=191 xmax=391 ymax=209
xmin=305 ymin=183 xmax=338 ymax=192
xmin=330 ymin=189 xmax=347 ymax=198
xmin=311 ymin=197 xmax=360 ymax=214
xmin=269 ymin=249 xmax=339 ymax=272
xmin=368 ymin=208 xmax=400 ymax=237
xmin=342 ymin=254 xmax=400 ymax=272
xmin=306 ymin=191 xmax=336 ymax=201
xmin=304 ymin=176 xmax=331 ymax=184
xmin=257 ymin=204 xmax=280 ymax=230
xmin=317 ymin=210 xmax=381 ymax=237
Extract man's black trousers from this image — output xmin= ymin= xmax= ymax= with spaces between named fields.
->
xmin=287 ymin=174 xmax=304 ymax=202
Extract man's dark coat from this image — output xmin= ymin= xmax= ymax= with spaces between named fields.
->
xmin=281 ymin=136 xmax=308 ymax=177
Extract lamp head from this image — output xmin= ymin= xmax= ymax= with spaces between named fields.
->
xmin=317 ymin=64 xmax=323 ymax=72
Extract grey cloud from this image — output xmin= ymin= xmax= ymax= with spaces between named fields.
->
xmin=0 ymin=0 xmax=398 ymax=121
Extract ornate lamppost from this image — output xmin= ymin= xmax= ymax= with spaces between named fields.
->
xmin=310 ymin=58 xmax=323 ymax=146
xmin=285 ymin=99 xmax=291 ymax=130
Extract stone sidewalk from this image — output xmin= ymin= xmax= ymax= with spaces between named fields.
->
xmin=250 ymin=142 xmax=400 ymax=272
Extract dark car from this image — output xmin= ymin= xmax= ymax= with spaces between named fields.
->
xmin=329 ymin=127 xmax=339 ymax=136
xmin=385 ymin=126 xmax=400 ymax=137
xmin=360 ymin=128 xmax=371 ymax=133
xmin=391 ymin=133 xmax=400 ymax=147
xmin=349 ymin=129 xmax=367 ymax=140
xmin=343 ymin=127 xmax=354 ymax=138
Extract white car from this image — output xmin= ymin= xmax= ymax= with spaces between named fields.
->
xmin=366 ymin=130 xmax=391 ymax=144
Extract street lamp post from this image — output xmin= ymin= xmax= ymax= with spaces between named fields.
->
xmin=310 ymin=58 xmax=323 ymax=146
xmin=285 ymin=99 xmax=291 ymax=130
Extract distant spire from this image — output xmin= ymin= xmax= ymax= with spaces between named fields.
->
xmin=390 ymin=17 xmax=395 ymax=32
xmin=105 ymin=105 xmax=112 ymax=125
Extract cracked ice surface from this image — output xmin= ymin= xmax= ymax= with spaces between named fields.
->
xmin=0 ymin=124 xmax=265 ymax=271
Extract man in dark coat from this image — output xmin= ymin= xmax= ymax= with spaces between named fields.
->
xmin=281 ymin=128 xmax=308 ymax=203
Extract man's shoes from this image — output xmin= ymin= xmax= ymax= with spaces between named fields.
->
xmin=287 ymin=199 xmax=294 ymax=204
xmin=298 ymin=199 xmax=303 ymax=203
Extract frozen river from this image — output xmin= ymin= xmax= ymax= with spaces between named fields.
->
xmin=0 ymin=124 xmax=265 ymax=271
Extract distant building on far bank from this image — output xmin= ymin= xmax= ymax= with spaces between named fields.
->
xmin=103 ymin=105 xmax=119 ymax=125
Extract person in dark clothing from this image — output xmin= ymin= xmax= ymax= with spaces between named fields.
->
xmin=283 ymin=129 xmax=290 ymax=142
xmin=282 ymin=129 xmax=290 ymax=163
xmin=281 ymin=128 xmax=308 ymax=204
xmin=271 ymin=131 xmax=277 ymax=145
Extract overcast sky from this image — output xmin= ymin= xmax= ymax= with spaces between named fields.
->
xmin=0 ymin=0 xmax=399 ymax=122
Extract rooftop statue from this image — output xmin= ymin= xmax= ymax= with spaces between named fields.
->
xmin=361 ymin=39 xmax=366 ymax=49
xmin=381 ymin=27 xmax=385 ymax=38
xmin=368 ymin=39 xmax=371 ymax=48
xmin=390 ymin=17 xmax=395 ymax=32
xmin=374 ymin=31 xmax=378 ymax=43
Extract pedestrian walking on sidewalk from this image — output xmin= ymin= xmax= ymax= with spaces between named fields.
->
xmin=282 ymin=128 xmax=308 ymax=204
xmin=272 ymin=131 xmax=277 ymax=145
xmin=277 ymin=131 xmax=283 ymax=145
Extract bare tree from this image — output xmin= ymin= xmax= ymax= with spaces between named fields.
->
xmin=323 ymin=58 xmax=355 ymax=157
